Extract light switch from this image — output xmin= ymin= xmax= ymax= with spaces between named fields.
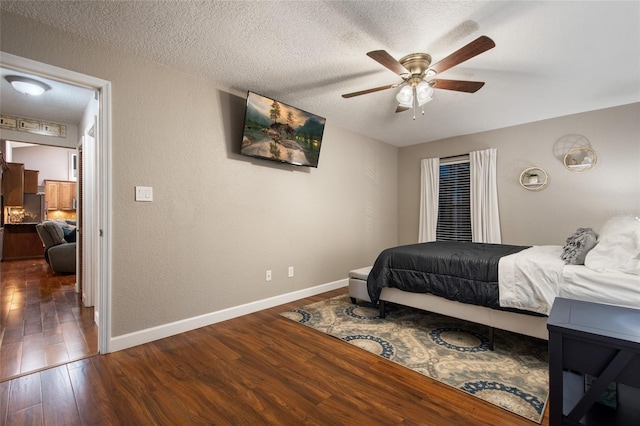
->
xmin=135 ymin=186 xmax=153 ymax=202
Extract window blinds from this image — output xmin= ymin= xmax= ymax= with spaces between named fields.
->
xmin=436 ymin=161 xmax=472 ymax=242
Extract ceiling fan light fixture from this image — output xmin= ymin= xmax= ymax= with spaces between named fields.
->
xmin=416 ymin=81 xmax=433 ymax=106
xmin=395 ymin=85 xmax=413 ymax=106
xmin=5 ymin=75 xmax=51 ymax=96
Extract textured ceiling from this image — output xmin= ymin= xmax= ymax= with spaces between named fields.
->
xmin=0 ymin=67 xmax=94 ymax=125
xmin=1 ymin=1 xmax=639 ymax=147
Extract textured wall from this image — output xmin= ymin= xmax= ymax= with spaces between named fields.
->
xmin=1 ymin=12 xmax=398 ymax=336
xmin=398 ymin=103 xmax=640 ymax=246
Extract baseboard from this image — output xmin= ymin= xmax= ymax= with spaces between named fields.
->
xmin=108 ymin=278 xmax=348 ymax=353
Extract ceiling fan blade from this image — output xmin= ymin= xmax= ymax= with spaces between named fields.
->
xmin=429 ymin=36 xmax=495 ymax=75
xmin=367 ymin=50 xmax=409 ymax=75
xmin=396 ymin=105 xmax=410 ymax=113
xmin=431 ymin=79 xmax=485 ymax=93
xmin=342 ymin=84 xmax=397 ymax=98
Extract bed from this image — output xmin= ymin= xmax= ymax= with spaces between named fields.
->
xmin=357 ymin=216 xmax=640 ymax=348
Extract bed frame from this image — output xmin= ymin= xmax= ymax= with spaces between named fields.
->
xmin=348 ymin=266 xmax=548 ymax=350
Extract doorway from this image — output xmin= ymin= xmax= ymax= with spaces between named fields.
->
xmin=0 ymin=138 xmax=96 ymax=382
xmin=0 ymin=52 xmax=112 ymax=360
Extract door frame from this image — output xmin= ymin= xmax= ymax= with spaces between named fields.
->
xmin=1 ymin=52 xmax=113 ymax=354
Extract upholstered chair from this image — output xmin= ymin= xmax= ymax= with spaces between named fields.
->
xmin=35 ymin=220 xmax=77 ymax=274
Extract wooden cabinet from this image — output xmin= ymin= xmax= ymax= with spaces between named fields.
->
xmin=1 ymin=162 xmax=25 ymax=206
xmin=0 ymin=164 xmax=40 ymax=205
xmin=45 ymin=180 xmax=76 ymax=211
xmin=45 ymin=180 xmax=59 ymax=210
xmin=59 ymin=182 xmax=75 ymax=210
xmin=2 ymin=224 xmax=44 ymax=260
xmin=24 ymin=170 xmax=39 ymax=194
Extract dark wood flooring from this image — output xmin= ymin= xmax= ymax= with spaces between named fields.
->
xmin=0 ymin=258 xmax=98 ymax=382
xmin=1 ymin=287 xmax=550 ymax=425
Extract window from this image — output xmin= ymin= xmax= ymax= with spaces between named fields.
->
xmin=436 ymin=161 xmax=471 ymax=241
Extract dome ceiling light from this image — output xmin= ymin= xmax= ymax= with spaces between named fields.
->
xmin=5 ymin=75 xmax=52 ymax=96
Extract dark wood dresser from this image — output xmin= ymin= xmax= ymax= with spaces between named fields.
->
xmin=547 ymin=297 xmax=640 ymax=425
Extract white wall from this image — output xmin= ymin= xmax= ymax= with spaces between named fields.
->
xmin=398 ymin=103 xmax=640 ymax=246
xmin=11 ymin=144 xmax=74 ymax=186
xmin=1 ymin=11 xmax=399 ymax=337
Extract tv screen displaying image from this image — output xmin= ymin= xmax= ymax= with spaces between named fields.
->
xmin=240 ymin=91 xmax=326 ymax=168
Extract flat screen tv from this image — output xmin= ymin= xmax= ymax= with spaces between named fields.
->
xmin=240 ymin=91 xmax=326 ymax=168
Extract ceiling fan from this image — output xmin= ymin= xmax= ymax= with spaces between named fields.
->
xmin=342 ymin=36 xmax=495 ymax=118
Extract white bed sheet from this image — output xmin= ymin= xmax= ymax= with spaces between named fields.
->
xmin=499 ymin=245 xmax=640 ymax=315
xmin=561 ymin=265 xmax=640 ymax=309
xmin=498 ymin=245 xmax=565 ymax=315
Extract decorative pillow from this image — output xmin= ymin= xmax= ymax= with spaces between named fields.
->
xmin=561 ymin=228 xmax=598 ymax=265
xmin=63 ymin=227 xmax=77 ymax=243
xmin=585 ymin=216 xmax=640 ymax=275
xmin=54 ymin=220 xmax=71 ymax=229
xmin=42 ymin=221 xmax=65 ymax=246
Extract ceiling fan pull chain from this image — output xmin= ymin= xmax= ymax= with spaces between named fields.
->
xmin=412 ymin=87 xmax=417 ymax=120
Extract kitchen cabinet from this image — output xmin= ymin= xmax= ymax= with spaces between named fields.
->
xmin=24 ymin=170 xmax=39 ymax=194
xmin=59 ymin=182 xmax=75 ymax=210
xmin=1 ymin=162 xmax=25 ymax=206
xmin=2 ymin=223 xmax=44 ymax=260
xmin=45 ymin=180 xmax=76 ymax=211
xmin=45 ymin=180 xmax=59 ymax=210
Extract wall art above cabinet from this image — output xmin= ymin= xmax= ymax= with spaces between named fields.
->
xmin=0 ymin=114 xmax=66 ymax=138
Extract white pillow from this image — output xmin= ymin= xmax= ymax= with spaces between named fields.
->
xmin=584 ymin=216 xmax=640 ymax=275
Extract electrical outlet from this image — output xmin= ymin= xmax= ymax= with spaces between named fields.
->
xmin=288 ymin=266 xmax=294 ymax=278
xmin=266 ymin=270 xmax=272 ymax=282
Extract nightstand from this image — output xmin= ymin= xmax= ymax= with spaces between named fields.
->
xmin=547 ymin=297 xmax=640 ymax=425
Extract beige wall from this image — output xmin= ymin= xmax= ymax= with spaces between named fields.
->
xmin=3 ymin=9 xmax=638 ymax=341
xmin=399 ymin=103 xmax=640 ymax=246
xmin=1 ymin=12 xmax=398 ymax=336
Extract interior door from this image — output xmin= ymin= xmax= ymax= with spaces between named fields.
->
xmin=81 ymin=122 xmax=97 ymax=310
xmin=77 ymin=141 xmax=84 ymax=299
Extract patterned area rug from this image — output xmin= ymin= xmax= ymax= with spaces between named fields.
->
xmin=281 ymin=294 xmax=549 ymax=423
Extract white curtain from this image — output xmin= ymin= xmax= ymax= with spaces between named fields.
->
xmin=470 ymin=148 xmax=502 ymax=243
xmin=418 ymin=157 xmax=440 ymax=242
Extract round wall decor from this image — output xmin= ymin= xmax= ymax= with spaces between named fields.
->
xmin=563 ymin=147 xmax=597 ymax=172
xmin=519 ymin=167 xmax=549 ymax=191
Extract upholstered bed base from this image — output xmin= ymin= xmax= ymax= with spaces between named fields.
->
xmin=348 ymin=266 xmax=548 ymax=349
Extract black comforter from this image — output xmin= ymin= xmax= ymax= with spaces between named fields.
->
xmin=366 ymin=241 xmax=529 ymax=307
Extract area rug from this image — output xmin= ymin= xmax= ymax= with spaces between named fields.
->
xmin=281 ymin=295 xmax=548 ymax=423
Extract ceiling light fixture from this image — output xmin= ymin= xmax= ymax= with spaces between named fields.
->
xmin=5 ymin=75 xmax=51 ymax=96
xmin=395 ymin=79 xmax=434 ymax=120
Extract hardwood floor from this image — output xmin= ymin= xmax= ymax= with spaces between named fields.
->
xmin=1 ymin=287 xmax=550 ymax=425
xmin=0 ymin=258 xmax=98 ymax=382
